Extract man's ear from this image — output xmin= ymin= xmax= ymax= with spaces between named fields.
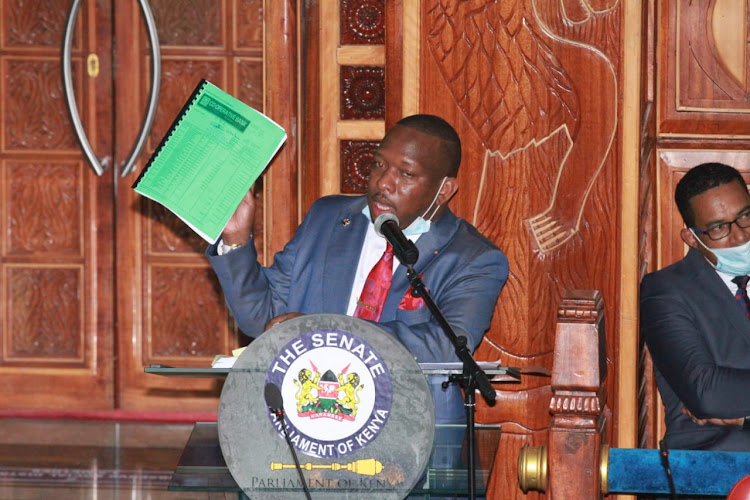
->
xmin=680 ymin=227 xmax=700 ymax=249
xmin=437 ymin=177 xmax=458 ymax=205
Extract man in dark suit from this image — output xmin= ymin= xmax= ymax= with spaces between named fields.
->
xmin=207 ymin=114 xmax=509 ymax=433
xmin=641 ymin=162 xmax=750 ymax=452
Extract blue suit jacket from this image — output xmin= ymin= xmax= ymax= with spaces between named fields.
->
xmin=641 ymin=248 xmax=750 ymax=451
xmin=207 ymin=195 xmax=509 ymax=424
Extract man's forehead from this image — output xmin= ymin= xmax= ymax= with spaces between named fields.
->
xmin=692 ymin=181 xmax=750 ymax=222
xmin=376 ymin=133 xmax=443 ymax=169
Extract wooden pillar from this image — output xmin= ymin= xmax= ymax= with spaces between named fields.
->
xmin=547 ymin=290 xmax=608 ymax=499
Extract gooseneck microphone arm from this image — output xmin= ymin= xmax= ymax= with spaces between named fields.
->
xmin=402 ymin=267 xmax=497 ymax=405
xmin=264 ymin=383 xmax=312 ymax=500
xmin=403 ymin=263 xmax=496 ymax=500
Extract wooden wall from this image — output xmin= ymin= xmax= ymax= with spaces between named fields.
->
xmin=301 ymin=0 xmax=750 ymax=497
xmin=302 ymin=1 xmax=631 ymax=497
xmin=3 ymin=0 xmax=750 ymax=496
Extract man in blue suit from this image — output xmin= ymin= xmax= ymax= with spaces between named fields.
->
xmin=641 ymin=162 xmax=750 ymax=452
xmin=207 ymin=114 xmax=509 ymax=440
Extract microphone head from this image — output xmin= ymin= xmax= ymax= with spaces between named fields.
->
xmin=264 ymin=382 xmax=284 ymax=412
xmin=374 ymin=212 xmax=399 ymax=236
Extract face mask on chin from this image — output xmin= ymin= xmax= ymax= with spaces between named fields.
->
xmin=363 ymin=176 xmax=449 ymax=237
xmin=690 ymin=229 xmax=750 ymax=276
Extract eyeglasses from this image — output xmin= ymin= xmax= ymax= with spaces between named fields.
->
xmin=692 ymin=210 xmax=750 ymax=240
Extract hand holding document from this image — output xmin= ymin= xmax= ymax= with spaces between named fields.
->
xmin=133 ymin=79 xmax=287 ymax=244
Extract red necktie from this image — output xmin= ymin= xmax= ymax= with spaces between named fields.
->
xmin=732 ymin=276 xmax=750 ymax=319
xmin=354 ymin=243 xmax=394 ymax=322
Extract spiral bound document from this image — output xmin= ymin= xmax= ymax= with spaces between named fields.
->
xmin=132 ymin=79 xmax=287 ymax=244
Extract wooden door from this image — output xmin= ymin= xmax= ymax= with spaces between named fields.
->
xmin=0 ymin=0 xmax=298 ymax=414
xmin=114 ymin=0 xmax=260 ymax=413
xmin=0 ymin=0 xmax=115 ymax=410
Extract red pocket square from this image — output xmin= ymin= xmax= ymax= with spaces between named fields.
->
xmin=399 ymin=280 xmax=427 ymax=310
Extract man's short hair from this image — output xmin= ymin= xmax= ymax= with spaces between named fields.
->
xmin=675 ymin=162 xmax=747 ymax=227
xmin=395 ymin=114 xmax=461 ymax=177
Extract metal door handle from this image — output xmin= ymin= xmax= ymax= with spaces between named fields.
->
xmin=120 ymin=0 xmax=161 ymax=177
xmin=62 ymin=0 xmax=161 ymax=177
xmin=62 ymin=0 xmax=106 ymax=175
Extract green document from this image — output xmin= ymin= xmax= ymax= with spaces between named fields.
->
xmin=132 ymin=79 xmax=287 ymax=244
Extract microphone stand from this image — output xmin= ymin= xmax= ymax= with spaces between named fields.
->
xmin=271 ymin=407 xmax=312 ymax=500
xmin=405 ymin=264 xmax=496 ymax=500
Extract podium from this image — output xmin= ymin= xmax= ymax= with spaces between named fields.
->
xmin=147 ymin=367 xmax=518 ymax=498
xmin=147 ymin=314 xmax=520 ymax=499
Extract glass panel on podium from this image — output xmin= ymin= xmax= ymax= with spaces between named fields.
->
xmin=169 ymin=422 xmax=501 ymax=496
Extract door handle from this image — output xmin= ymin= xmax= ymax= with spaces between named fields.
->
xmin=62 ymin=0 xmax=161 ymax=177
xmin=120 ymin=0 xmax=161 ymax=177
xmin=62 ymin=0 xmax=107 ymax=175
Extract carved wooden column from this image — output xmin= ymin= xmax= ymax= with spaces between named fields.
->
xmin=547 ymin=290 xmax=607 ymax=499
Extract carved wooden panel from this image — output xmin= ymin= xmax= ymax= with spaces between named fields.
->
xmin=6 ymin=266 xmax=82 ymax=362
xmin=236 ymin=0 xmax=264 ymax=48
xmin=6 ymin=162 xmax=83 ymax=255
xmin=150 ymin=0 xmax=222 ymax=47
xmin=414 ymin=1 xmax=623 ymax=497
xmin=314 ymin=0 xmax=385 ymax=201
xmin=659 ymin=0 xmax=750 ymax=137
xmin=340 ymin=65 xmax=385 ymax=120
xmin=340 ymin=0 xmax=385 ymax=45
xmin=146 ymin=265 xmax=229 ymax=361
xmin=0 ymin=0 xmax=289 ymax=414
xmin=3 ymin=0 xmax=68 ymax=48
xmin=3 ymin=58 xmax=79 ymax=151
xmin=340 ymin=139 xmax=378 ymax=194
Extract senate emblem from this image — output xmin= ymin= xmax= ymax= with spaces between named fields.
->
xmin=265 ymin=329 xmax=394 ymax=459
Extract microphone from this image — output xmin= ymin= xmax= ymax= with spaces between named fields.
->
xmin=264 ymin=383 xmax=312 ymax=499
xmin=374 ymin=213 xmax=419 ymax=266
xmin=264 ymin=381 xmax=284 ymax=416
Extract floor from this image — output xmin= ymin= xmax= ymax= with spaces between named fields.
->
xmin=0 ymin=418 xmax=237 ymax=500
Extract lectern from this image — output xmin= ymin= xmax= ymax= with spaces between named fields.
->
xmin=147 ymin=314 xmax=520 ymax=498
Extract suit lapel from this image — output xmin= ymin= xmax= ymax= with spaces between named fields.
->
xmin=323 ymin=201 xmax=368 ymax=314
xmin=687 ymin=249 xmax=750 ymax=335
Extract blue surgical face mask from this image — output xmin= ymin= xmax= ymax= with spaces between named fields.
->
xmin=363 ymin=176 xmax=449 ymax=237
xmin=690 ymin=229 xmax=750 ymax=276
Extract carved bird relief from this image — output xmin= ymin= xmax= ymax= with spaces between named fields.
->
xmin=427 ymin=0 xmax=619 ymax=253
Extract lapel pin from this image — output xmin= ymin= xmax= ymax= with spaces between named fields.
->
xmin=341 ymin=218 xmax=351 ymax=226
